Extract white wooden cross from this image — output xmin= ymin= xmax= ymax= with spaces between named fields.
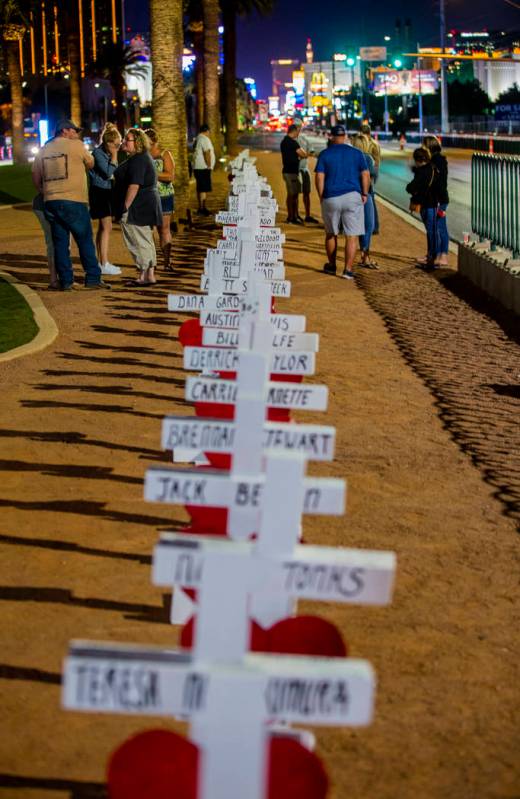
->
xmin=63 ymin=640 xmax=374 ymax=799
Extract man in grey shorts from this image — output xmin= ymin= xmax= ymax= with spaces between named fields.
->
xmin=315 ymin=124 xmax=370 ymax=279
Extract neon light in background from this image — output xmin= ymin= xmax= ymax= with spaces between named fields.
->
xmin=41 ymin=3 xmax=48 ymax=76
xmin=78 ymin=0 xmax=85 ymax=76
xmin=244 ymin=77 xmax=257 ymax=99
xmin=91 ymin=0 xmax=97 ymax=61
xmin=30 ymin=13 xmax=36 ymax=74
xmin=39 ymin=119 xmax=50 ymax=146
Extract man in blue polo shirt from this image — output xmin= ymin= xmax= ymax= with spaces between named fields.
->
xmin=315 ymin=124 xmax=370 ymax=279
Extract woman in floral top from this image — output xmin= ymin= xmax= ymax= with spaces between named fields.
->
xmin=144 ymin=128 xmax=175 ymax=272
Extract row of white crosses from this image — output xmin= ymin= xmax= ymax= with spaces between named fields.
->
xmin=62 ymin=149 xmax=397 ymax=799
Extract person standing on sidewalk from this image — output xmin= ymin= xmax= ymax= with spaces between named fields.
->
xmin=280 ymin=124 xmax=308 ymax=225
xmin=351 ymin=133 xmax=378 ymax=269
xmin=89 ymin=122 xmax=122 ymax=277
xmin=423 ymin=135 xmax=449 ymax=267
xmin=314 ymin=124 xmax=370 ymax=280
xmin=292 ymin=118 xmax=319 ymax=224
xmin=145 ymin=128 xmax=175 ymax=273
xmin=406 ymin=146 xmax=440 ymax=271
xmin=193 ymin=124 xmax=215 ymax=216
xmin=32 ymin=192 xmax=58 ymax=289
xmin=32 ymin=119 xmax=109 ymax=291
xmin=113 ymin=128 xmax=162 ymax=286
xmin=360 ymin=122 xmax=381 ymax=235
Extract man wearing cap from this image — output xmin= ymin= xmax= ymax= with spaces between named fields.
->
xmin=292 ymin=118 xmax=319 ymax=224
xmin=32 ymin=120 xmax=108 ymax=290
xmin=314 ymin=124 xmax=370 ymax=280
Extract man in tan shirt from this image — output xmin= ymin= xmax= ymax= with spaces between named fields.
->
xmin=32 ymin=119 xmax=108 ymax=290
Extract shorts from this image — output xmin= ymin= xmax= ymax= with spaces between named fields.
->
xmin=321 ymin=192 xmax=365 ymax=236
xmin=283 ymin=172 xmax=302 ymax=196
xmin=194 ymin=168 xmax=212 ymax=193
xmin=160 ymin=194 xmax=175 ymax=214
xmin=300 ymin=169 xmax=311 ymax=194
xmin=89 ymin=185 xmax=113 ymax=220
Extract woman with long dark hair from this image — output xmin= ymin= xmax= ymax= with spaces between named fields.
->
xmin=423 ymin=134 xmax=450 ymax=267
xmin=406 ymin=146 xmax=440 ymax=270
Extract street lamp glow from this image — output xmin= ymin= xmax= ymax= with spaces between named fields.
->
xmin=384 ymin=36 xmax=391 ymax=41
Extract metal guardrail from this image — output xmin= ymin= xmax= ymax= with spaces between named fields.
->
xmin=471 ymin=153 xmax=520 ymax=257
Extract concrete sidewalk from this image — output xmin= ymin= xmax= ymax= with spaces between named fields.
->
xmin=0 ymin=153 xmax=518 ymax=799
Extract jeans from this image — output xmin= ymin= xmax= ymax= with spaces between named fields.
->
xmin=420 ymin=207 xmax=438 ymax=260
xmin=436 ymin=203 xmax=450 ymax=254
xmin=359 ymin=194 xmax=375 ymax=252
xmin=44 ymin=200 xmax=101 ymax=287
xmin=33 ymin=209 xmax=55 ymax=270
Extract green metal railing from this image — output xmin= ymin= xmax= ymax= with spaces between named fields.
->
xmin=472 ymin=153 xmax=520 ymax=257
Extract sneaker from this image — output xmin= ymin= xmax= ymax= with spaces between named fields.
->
xmin=341 ymin=270 xmax=355 ymax=280
xmin=323 ymin=264 xmax=336 ymax=275
xmin=101 ymin=262 xmax=122 ymax=275
xmin=291 ymin=218 xmax=304 ymax=225
xmin=304 ymin=216 xmax=319 ymax=224
xmin=84 ymin=280 xmax=112 ymax=290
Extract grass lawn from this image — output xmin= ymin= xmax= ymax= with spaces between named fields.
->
xmin=0 ymin=277 xmax=38 ymax=353
xmin=0 ymin=164 xmax=34 ymax=205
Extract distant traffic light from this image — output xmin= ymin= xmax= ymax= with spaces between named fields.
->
xmin=346 ymin=57 xmax=355 ymax=67
xmin=393 ymin=57 xmax=403 ymax=68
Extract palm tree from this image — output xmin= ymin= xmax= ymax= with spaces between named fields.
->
xmin=202 ymin=0 xmax=221 ymax=161
xmin=93 ymin=42 xmax=148 ymax=133
xmin=1 ymin=0 xmax=28 ymax=163
xmin=220 ymin=0 xmax=273 ymax=155
xmin=149 ymin=0 xmax=190 ymax=219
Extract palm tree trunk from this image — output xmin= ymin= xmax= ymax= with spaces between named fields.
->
xmin=6 ymin=40 xmax=26 ymax=164
xmin=66 ymin=24 xmax=82 ymax=126
xmin=222 ymin=3 xmax=238 ymax=156
xmin=150 ymin=0 xmax=190 ymax=219
xmin=202 ymin=0 xmax=221 ymax=161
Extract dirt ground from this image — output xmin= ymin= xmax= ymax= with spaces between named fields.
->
xmin=0 ymin=151 xmax=519 ymax=799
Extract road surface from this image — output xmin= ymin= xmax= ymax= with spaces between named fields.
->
xmin=239 ymin=132 xmax=472 ymax=243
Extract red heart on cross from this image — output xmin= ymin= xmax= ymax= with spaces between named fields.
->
xmin=107 ymin=729 xmax=198 ymax=799
xmin=180 ymin=615 xmax=347 ymax=658
xmin=107 ymin=730 xmax=328 ymax=799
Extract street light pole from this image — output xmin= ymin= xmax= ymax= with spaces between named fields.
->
xmin=440 ymin=0 xmax=449 ymax=132
xmin=384 ymin=78 xmax=389 ymax=134
xmin=417 ymin=47 xmax=424 ymax=136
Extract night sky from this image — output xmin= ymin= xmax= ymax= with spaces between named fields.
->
xmin=125 ymin=0 xmax=520 ymax=98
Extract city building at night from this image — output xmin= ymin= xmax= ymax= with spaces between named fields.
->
xmin=270 ymin=57 xmax=300 ymax=109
